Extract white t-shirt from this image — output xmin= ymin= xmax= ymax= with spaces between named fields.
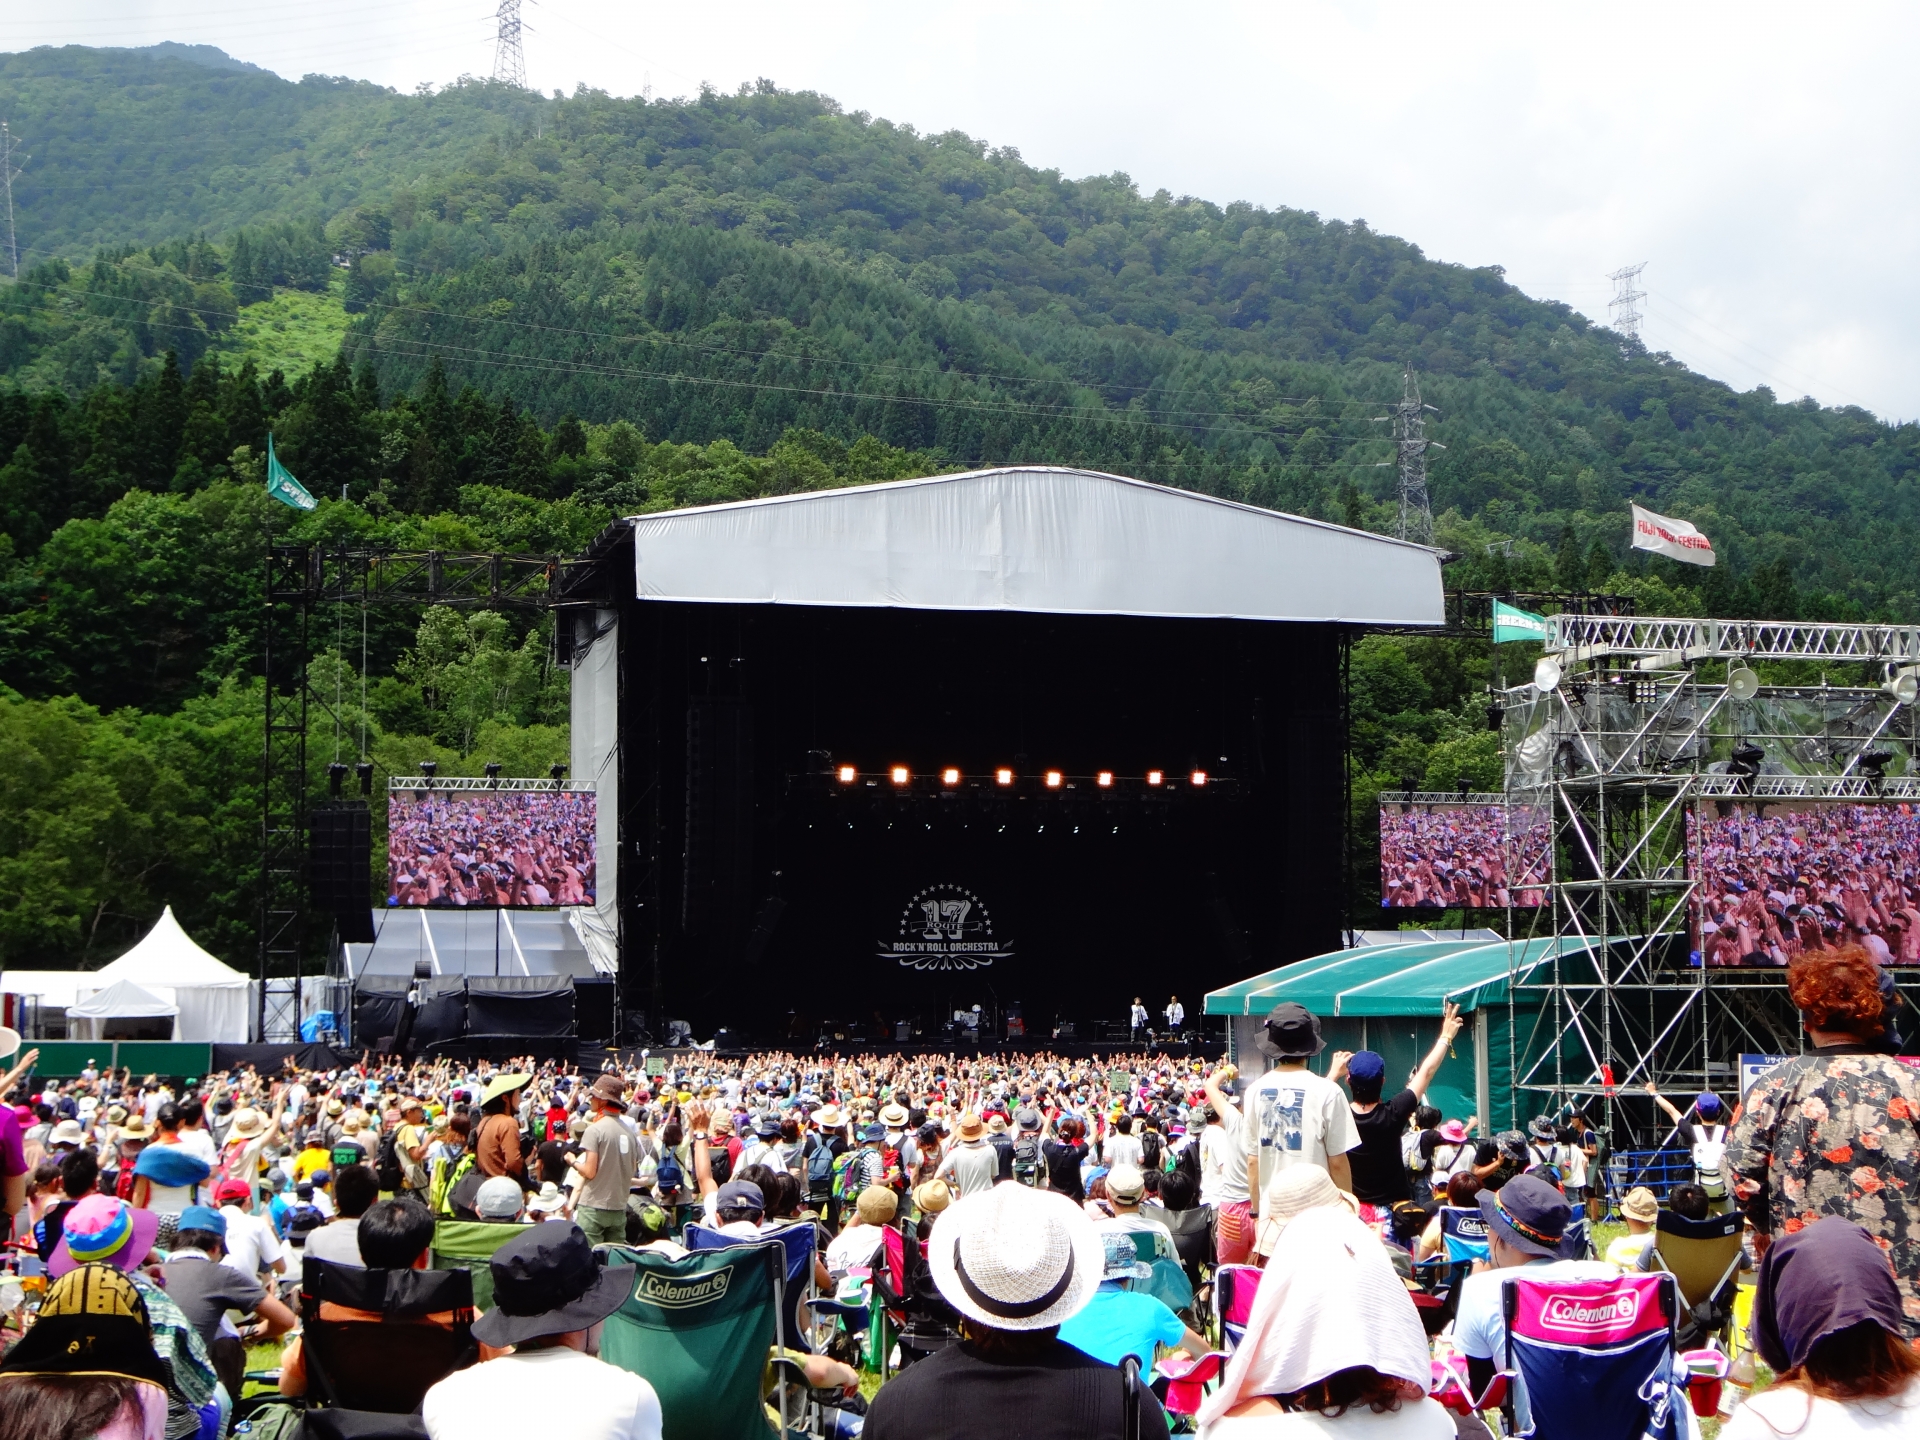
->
xmin=1104 ymin=1133 xmax=1146 ymax=1171
xmin=1453 ymin=1259 xmax=1617 ymax=1432
xmin=1201 ymin=1125 xmax=1250 ymax=1205
xmin=825 ymin=1223 xmax=886 ymax=1275
xmin=219 ymin=1204 xmax=287 ymax=1282
xmin=424 ymin=1345 xmax=661 ymax=1440
xmin=1201 ymin=1396 xmax=1457 ymax=1440
xmin=302 ymin=1217 xmax=364 ymax=1268
xmin=1721 ymin=1377 xmax=1920 ymax=1440
xmin=1242 ymin=1068 xmax=1359 ymax=1198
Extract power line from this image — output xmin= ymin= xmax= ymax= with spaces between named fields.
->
xmin=492 ymin=0 xmax=526 ymax=88
xmin=0 ymin=121 xmax=25 ymax=280
xmin=1607 ymin=261 xmax=1647 ymax=344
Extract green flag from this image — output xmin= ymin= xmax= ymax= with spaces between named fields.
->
xmin=265 ymin=433 xmax=316 ymax=511
xmin=1491 ymin=599 xmax=1550 ymax=644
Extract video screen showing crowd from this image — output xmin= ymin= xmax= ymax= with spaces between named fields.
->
xmin=1378 ymin=801 xmax=1549 ymax=909
xmin=1687 ymin=799 xmax=1920 ymax=966
xmin=387 ymin=791 xmax=597 ymax=908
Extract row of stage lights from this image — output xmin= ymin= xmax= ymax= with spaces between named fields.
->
xmin=837 ymin=765 xmax=1211 ymax=789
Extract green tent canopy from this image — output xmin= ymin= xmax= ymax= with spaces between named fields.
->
xmin=1206 ymin=936 xmax=1601 ymax=1133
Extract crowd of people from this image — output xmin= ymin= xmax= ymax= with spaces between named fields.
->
xmin=0 ymin=942 xmax=1913 ymax=1439
xmin=386 ymin=791 xmax=597 ymax=908
xmin=1378 ymin=804 xmax=1549 ymax=909
xmin=1689 ymin=801 xmax=1920 ymax=966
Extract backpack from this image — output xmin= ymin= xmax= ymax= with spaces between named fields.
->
xmin=655 ymin=1148 xmax=685 ymax=1195
xmin=707 ymin=1141 xmax=734 ymax=1186
xmin=1012 ymin=1134 xmax=1044 ymax=1186
xmin=634 ymin=1135 xmax=659 ymax=1190
xmin=807 ymin=1134 xmax=835 ymax=1189
xmin=374 ymin=1130 xmax=404 ymax=1192
xmin=882 ymin=1146 xmax=908 ymax=1194
xmin=1692 ymin=1125 xmax=1729 ymax=1198
xmin=1140 ymin=1129 xmax=1163 ymax=1172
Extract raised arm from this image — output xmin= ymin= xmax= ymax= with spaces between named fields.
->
xmin=1408 ymin=1002 xmax=1465 ymax=1098
xmin=1643 ymin=1081 xmax=1684 ymax=1126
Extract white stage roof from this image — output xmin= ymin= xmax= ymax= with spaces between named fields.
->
xmin=627 ymin=467 xmax=1444 ymax=626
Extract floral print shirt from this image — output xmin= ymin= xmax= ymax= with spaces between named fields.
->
xmin=1726 ymin=1047 xmax=1920 ymax=1335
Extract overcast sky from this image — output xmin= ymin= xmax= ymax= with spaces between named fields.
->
xmin=8 ymin=1 xmax=1918 ymax=420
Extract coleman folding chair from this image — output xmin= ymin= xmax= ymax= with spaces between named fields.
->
xmin=295 ymin=1257 xmax=477 ymax=1432
xmin=1211 ymin=1263 xmax=1262 ymax=1352
xmin=1644 ymin=1208 xmax=1745 ymax=1351
xmin=1502 ymin=1271 xmax=1685 ymax=1440
xmin=429 ymin=1217 xmax=523 ymax=1311
xmin=688 ymin=1219 xmax=819 ymax=1354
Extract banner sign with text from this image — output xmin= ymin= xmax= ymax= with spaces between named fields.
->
xmin=1630 ymin=504 xmax=1716 ymax=567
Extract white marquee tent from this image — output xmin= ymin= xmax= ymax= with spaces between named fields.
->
xmin=66 ymin=978 xmax=180 ymax=1041
xmin=86 ymin=907 xmax=250 ymax=1043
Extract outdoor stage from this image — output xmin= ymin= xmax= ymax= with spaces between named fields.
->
xmin=566 ymin=467 xmax=1445 ymax=1044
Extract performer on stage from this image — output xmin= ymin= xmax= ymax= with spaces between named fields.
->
xmin=1129 ymin=997 xmax=1149 ymax=1043
xmin=1164 ymin=996 xmax=1185 ymax=1035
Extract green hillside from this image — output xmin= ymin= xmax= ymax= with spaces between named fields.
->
xmin=0 ymin=46 xmax=1913 ymax=964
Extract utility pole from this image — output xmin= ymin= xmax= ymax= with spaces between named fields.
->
xmin=1608 ymin=262 xmax=1647 ymax=344
xmin=492 ymin=0 xmax=526 ymax=88
xmin=1373 ymin=364 xmax=1442 ymax=546
xmin=0 ymin=122 xmax=24 ymax=280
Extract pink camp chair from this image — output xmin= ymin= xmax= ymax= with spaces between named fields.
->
xmin=1213 ymin=1263 xmax=1262 ymax=1352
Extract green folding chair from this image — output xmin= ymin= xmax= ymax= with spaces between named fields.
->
xmin=429 ymin=1219 xmax=524 ymax=1311
xmin=600 ymin=1239 xmax=802 ymax=1440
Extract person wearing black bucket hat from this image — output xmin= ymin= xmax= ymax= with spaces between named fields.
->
xmin=422 ymin=1223 xmax=661 ymax=1440
xmin=1213 ymin=1001 xmax=1359 ymax=1254
xmin=1450 ymin=1174 xmax=1614 ymax=1433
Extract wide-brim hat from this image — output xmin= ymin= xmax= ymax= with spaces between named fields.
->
xmin=928 ymin=1183 xmax=1102 ymax=1333
xmin=1256 ymin=1001 xmax=1324 ymax=1058
xmin=1437 ymin=1119 xmax=1468 ymax=1143
xmin=228 ymin=1107 xmax=269 ymax=1139
xmin=1478 ymin=1176 xmax=1570 ymax=1260
xmin=49 ymin=1195 xmax=162 ymax=1279
xmin=0 ymin=1025 xmax=18 ymax=1061
xmin=482 ymin=1073 xmax=531 ymax=1105
xmin=472 ymin=1223 xmax=636 ymax=1348
xmin=879 ymin=1103 xmax=910 ymax=1128
xmin=1621 ymin=1186 xmax=1659 ymax=1224
xmin=590 ymin=1073 xmax=629 ymax=1104
xmin=955 ymin=1111 xmax=986 ymax=1141
xmin=49 ymin=1119 xmax=85 ymax=1145
xmin=1527 ymin=1116 xmax=1558 ymax=1142
xmin=812 ymin=1104 xmax=847 ymax=1128
xmin=0 ymin=1264 xmax=172 ymax=1389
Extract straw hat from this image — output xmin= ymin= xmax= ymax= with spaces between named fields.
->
xmin=954 ymin=1110 xmax=986 ymax=1142
xmin=812 ymin=1103 xmax=847 ymax=1129
xmin=1621 ymin=1186 xmax=1659 ymax=1224
xmin=879 ymin=1102 xmax=910 ymax=1129
xmin=228 ymin=1107 xmax=269 ymax=1140
xmin=856 ymin=1185 xmax=899 ymax=1224
xmin=912 ymin=1179 xmax=952 ymax=1216
xmin=927 ymin=1183 xmax=1101 ymax=1333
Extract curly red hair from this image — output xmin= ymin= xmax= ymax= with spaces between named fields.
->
xmin=1786 ymin=945 xmax=1886 ymax=1036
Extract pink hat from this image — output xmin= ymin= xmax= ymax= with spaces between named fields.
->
xmin=1438 ymin=1119 xmax=1469 ymax=1143
xmin=49 ymin=1194 xmax=161 ymax=1278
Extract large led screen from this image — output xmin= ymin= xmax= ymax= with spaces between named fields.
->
xmin=1380 ymin=800 xmax=1549 ymax=908
xmin=1687 ymin=799 xmax=1920 ymax=966
xmin=387 ymin=790 xmax=597 ymax=907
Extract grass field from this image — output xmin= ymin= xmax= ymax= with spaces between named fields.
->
xmin=210 ymin=272 xmax=351 ymax=381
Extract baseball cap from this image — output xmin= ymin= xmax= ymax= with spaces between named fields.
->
xmin=475 ymin=1176 xmax=526 ymax=1220
xmin=178 ymin=1205 xmax=226 ymax=1237
xmin=1346 ymin=1052 xmax=1386 ymax=1083
xmin=716 ymin=1179 xmax=765 ymax=1213
xmin=1106 ymin=1163 xmax=1147 ymax=1202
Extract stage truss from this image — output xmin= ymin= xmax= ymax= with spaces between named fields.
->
xmin=1500 ymin=615 xmax=1920 ymax=1144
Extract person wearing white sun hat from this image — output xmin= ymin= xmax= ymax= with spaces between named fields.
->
xmin=862 ymin=1182 xmax=1170 ymax=1440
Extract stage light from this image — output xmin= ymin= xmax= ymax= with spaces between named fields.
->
xmin=837 ymin=765 xmax=857 ymax=784
xmin=941 ymin=768 xmax=961 ymax=786
xmin=327 ymin=762 xmax=347 ymax=797
xmin=1533 ymin=656 xmax=1563 ymax=694
xmin=1190 ymin=770 xmax=1208 ymax=787
xmin=1096 ymin=771 xmax=1114 ymax=787
xmin=1727 ymin=665 xmax=1760 ymax=702
xmin=1146 ymin=770 xmax=1164 ymax=786
xmin=355 ymin=761 xmax=374 ymax=796
xmin=1886 ymin=667 xmax=1920 ymax=705
xmin=891 ymin=766 xmax=910 ymax=786
xmin=1045 ymin=770 xmax=1063 ymax=788
xmin=996 ymin=768 xmax=1015 ymax=786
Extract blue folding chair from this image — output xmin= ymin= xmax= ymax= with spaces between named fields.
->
xmin=687 ymin=1220 xmax=819 ymax=1354
xmin=1558 ymin=1215 xmax=1593 ymax=1261
xmin=1440 ymin=1205 xmax=1492 ymax=1265
xmin=1503 ymin=1271 xmax=1685 ymax=1440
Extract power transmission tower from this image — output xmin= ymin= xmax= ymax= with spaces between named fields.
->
xmin=492 ymin=0 xmax=526 ymax=88
xmin=0 ymin=121 xmax=25 ymax=280
xmin=1373 ymin=364 xmax=1442 ymax=546
xmin=1608 ymin=262 xmax=1647 ymax=344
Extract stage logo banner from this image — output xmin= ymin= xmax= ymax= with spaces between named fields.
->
xmin=880 ymin=882 xmax=1014 ymax=970
xmin=1630 ymin=504 xmax=1716 ymax=567
xmin=1492 ymin=600 xmax=1550 ymax=644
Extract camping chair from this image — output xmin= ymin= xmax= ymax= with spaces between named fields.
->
xmin=1438 ymin=1205 xmax=1492 ymax=1265
xmin=1160 ymin=1204 xmax=1215 ymax=1292
xmin=1502 ymin=1271 xmax=1684 ymax=1440
xmin=1408 ymin=1260 xmax=1472 ymax=1338
xmin=429 ymin=1217 xmax=523 ymax=1311
xmin=1128 ymin=1227 xmax=1195 ymax=1313
xmin=1212 ymin=1263 xmax=1262 ymax=1353
xmin=688 ymin=1220 xmax=819 ymax=1354
xmin=1645 ymin=1209 xmax=1745 ymax=1350
xmin=1558 ymin=1215 xmax=1593 ymax=1261
xmin=864 ymin=1220 xmax=960 ymax=1376
xmin=297 ymin=1258 xmax=477 ymax=1417
xmin=601 ymin=1239 xmax=821 ymax=1440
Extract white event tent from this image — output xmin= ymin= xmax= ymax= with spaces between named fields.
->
xmin=66 ymin=978 xmax=180 ymax=1041
xmin=84 ymin=907 xmax=251 ymax=1042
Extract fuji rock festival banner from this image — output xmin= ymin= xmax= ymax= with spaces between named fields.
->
xmin=1630 ymin=503 xmax=1715 ymax=567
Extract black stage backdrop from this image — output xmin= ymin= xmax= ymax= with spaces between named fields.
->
xmin=619 ymin=601 xmax=1345 ymax=1042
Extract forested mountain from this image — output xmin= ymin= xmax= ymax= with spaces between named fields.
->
xmin=0 ymin=45 xmax=1912 ymax=962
